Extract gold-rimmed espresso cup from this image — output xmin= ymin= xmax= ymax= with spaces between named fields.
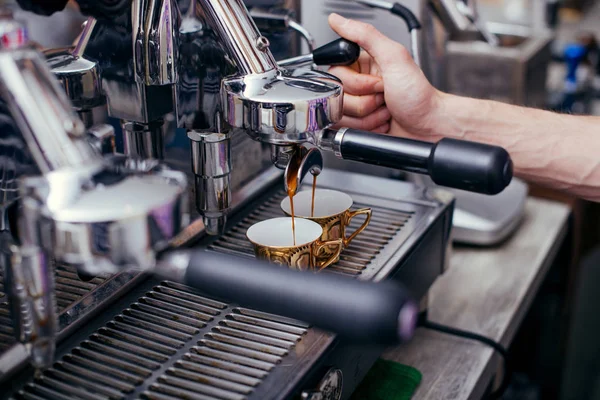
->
xmin=281 ymin=189 xmax=372 ymax=262
xmin=246 ymin=217 xmax=343 ymax=271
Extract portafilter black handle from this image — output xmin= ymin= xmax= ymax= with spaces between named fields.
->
xmin=279 ymin=39 xmax=361 ymax=69
xmin=321 ymin=128 xmax=513 ymax=195
xmin=313 ymin=38 xmax=361 ymax=67
xmin=160 ymin=250 xmax=418 ymax=345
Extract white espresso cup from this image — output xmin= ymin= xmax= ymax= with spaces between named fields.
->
xmin=246 ymin=217 xmax=343 ymax=271
xmin=281 ymin=189 xmax=372 ymax=262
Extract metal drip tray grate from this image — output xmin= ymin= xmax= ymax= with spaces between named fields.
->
xmin=12 ymin=189 xmax=419 ymax=400
xmin=14 ymin=281 xmax=308 ymax=400
xmin=0 ymin=265 xmax=109 ymax=353
xmin=209 ymin=191 xmax=413 ymax=277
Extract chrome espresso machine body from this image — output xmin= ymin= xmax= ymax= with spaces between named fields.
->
xmin=0 ymin=1 xmax=513 ymax=399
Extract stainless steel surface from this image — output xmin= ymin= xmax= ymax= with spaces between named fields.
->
xmin=123 ymin=121 xmax=165 ymax=159
xmin=283 ymin=145 xmax=322 ymax=195
xmin=7 ymin=244 xmax=56 ymax=369
xmin=0 ymin=47 xmax=97 ymax=174
xmin=10 ymin=170 xmax=453 ymax=399
xmin=224 ymin=68 xmax=343 ymax=145
xmin=270 ymin=144 xmax=295 ymax=170
xmin=95 ymin=1 xmax=177 ymax=124
xmin=289 ymin=19 xmax=316 ymax=52
xmin=86 ymin=124 xmax=116 ymax=155
xmin=450 ymin=178 xmax=529 ymax=245
xmin=45 ymin=18 xmax=104 ymax=115
xmin=133 ymin=0 xmax=180 ymax=86
xmin=189 ymin=130 xmax=232 ymax=235
xmin=35 ymin=162 xmax=188 ymax=276
xmin=247 ymin=8 xmax=316 ymax=52
xmin=198 ymin=0 xmax=278 ymax=76
xmin=0 ymin=263 xmax=143 ymax=381
xmin=410 ymin=29 xmax=422 ymax=68
xmin=0 ymin=254 xmax=143 ymax=378
xmin=318 ymin=128 xmax=344 ymax=158
xmin=0 ymin=27 xmax=105 ymax=370
xmin=278 ymin=53 xmax=314 ymax=69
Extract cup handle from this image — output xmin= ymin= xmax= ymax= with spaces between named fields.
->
xmin=315 ymin=239 xmax=343 ymax=271
xmin=344 ymin=208 xmax=372 ymax=247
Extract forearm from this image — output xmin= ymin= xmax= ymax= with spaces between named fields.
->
xmin=429 ymin=93 xmax=600 ymax=200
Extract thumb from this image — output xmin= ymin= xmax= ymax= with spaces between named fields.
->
xmin=328 ymin=13 xmax=413 ymax=70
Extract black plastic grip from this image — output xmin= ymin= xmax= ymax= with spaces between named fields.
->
xmin=430 ymin=138 xmax=513 ymax=195
xmin=338 ymin=129 xmax=513 ymax=195
xmin=391 ymin=2 xmax=421 ymax=31
xmin=184 ymin=251 xmax=418 ymax=345
xmin=313 ymin=38 xmax=361 ymax=67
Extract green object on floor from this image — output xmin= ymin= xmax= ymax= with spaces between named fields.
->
xmin=350 ymin=359 xmax=422 ymax=400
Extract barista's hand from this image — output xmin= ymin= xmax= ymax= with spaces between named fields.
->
xmin=328 ymin=14 xmax=442 ymax=139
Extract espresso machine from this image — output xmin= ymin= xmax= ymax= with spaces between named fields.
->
xmin=0 ymin=1 xmax=513 ymax=399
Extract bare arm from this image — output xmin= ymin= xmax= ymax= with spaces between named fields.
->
xmin=327 ymin=13 xmax=600 ymax=201
xmin=430 ymin=94 xmax=600 ymax=200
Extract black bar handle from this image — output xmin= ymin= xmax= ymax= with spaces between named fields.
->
xmin=336 ymin=129 xmax=513 ymax=195
xmin=176 ymin=251 xmax=418 ymax=345
xmin=313 ymin=38 xmax=361 ymax=67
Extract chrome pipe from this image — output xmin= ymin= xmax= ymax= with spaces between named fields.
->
xmin=196 ymin=0 xmax=278 ymax=75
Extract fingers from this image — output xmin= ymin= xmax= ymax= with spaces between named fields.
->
xmin=343 ymin=93 xmax=386 ymax=118
xmin=371 ymin=123 xmax=391 ymax=134
xmin=329 ymin=66 xmax=384 ymax=95
xmin=336 ymin=106 xmax=391 ymax=132
xmin=328 ymin=13 xmax=413 ymax=70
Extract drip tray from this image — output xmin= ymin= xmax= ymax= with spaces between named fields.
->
xmin=0 ymin=265 xmax=110 ymax=354
xmin=7 ymin=170 xmax=454 ymax=400
xmin=209 ymin=191 xmax=414 ymax=277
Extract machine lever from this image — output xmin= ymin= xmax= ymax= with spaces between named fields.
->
xmin=319 ymin=128 xmax=513 ymax=195
xmin=279 ymin=38 xmax=360 ymax=69
xmin=312 ymin=38 xmax=361 ymax=67
xmin=159 ymin=250 xmax=418 ymax=345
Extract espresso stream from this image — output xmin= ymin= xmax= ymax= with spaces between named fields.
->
xmin=311 ymin=175 xmax=317 ymax=218
xmin=286 ymin=159 xmax=318 ymax=246
xmin=286 ymin=163 xmax=299 ymax=246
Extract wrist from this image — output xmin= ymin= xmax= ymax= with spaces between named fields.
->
xmin=418 ymin=90 xmax=454 ymax=139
